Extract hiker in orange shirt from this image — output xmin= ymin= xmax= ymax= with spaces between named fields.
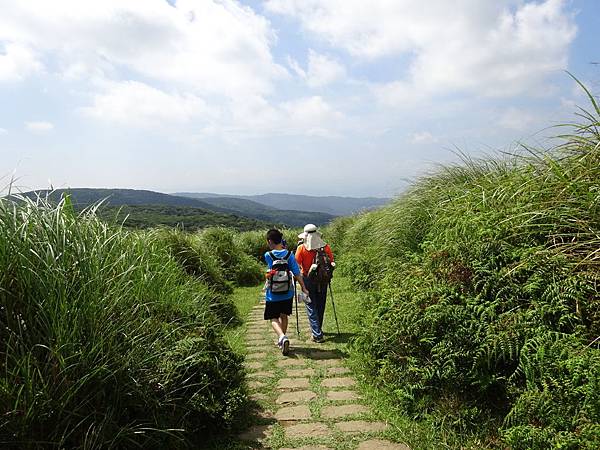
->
xmin=295 ymin=224 xmax=335 ymax=343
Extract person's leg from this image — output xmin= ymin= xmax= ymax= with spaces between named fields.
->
xmin=316 ymin=286 xmax=327 ymax=329
xmin=271 ymin=318 xmax=285 ymax=341
xmin=280 ymin=313 xmax=288 ymax=335
xmin=303 ymin=276 xmax=323 ymax=339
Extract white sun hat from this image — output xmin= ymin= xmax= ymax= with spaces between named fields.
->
xmin=298 ymin=223 xmax=317 ymax=239
xmin=301 ymin=223 xmax=326 ymax=250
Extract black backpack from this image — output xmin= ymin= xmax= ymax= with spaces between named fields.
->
xmin=310 ymin=247 xmax=333 ymax=290
xmin=268 ymin=251 xmax=292 ymax=293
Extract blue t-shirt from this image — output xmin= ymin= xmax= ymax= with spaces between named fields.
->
xmin=264 ymin=249 xmax=300 ymax=302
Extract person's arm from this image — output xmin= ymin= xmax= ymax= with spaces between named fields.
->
xmin=289 ymin=254 xmax=309 ymax=295
xmin=325 ymin=244 xmax=334 ymax=262
xmin=294 ymin=273 xmax=309 ymax=295
xmin=295 ymin=245 xmax=305 ymax=274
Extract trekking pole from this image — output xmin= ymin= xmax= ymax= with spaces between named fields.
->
xmin=294 ymin=281 xmax=300 ymax=335
xmin=328 ymin=282 xmax=341 ymax=335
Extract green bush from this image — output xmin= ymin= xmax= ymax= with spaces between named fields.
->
xmin=327 ymin=89 xmax=600 ymax=447
xmin=156 ymin=228 xmax=233 ymax=294
xmin=199 ymin=227 xmax=263 ymax=286
xmin=156 ymin=228 xmax=240 ymax=325
xmin=0 ymin=197 xmax=246 ymax=448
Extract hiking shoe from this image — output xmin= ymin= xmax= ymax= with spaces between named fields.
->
xmin=311 ymin=335 xmax=325 ymax=343
xmin=281 ymin=336 xmax=290 ymax=356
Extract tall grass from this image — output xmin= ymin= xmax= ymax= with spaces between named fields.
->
xmin=197 ymin=227 xmax=264 ymax=286
xmin=327 ymin=88 xmax=600 ymax=448
xmin=0 ymin=197 xmax=245 ymax=448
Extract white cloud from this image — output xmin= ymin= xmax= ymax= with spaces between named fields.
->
xmin=199 ymin=94 xmax=345 ymax=140
xmin=0 ymin=42 xmax=42 ymax=81
xmin=288 ymin=49 xmax=346 ymax=88
xmin=410 ymin=131 xmax=438 ymax=144
xmin=0 ymin=0 xmax=284 ymax=96
xmin=81 ymin=80 xmax=216 ymax=128
xmin=25 ymin=121 xmax=54 ymax=132
xmin=267 ymin=0 xmax=577 ymax=100
xmin=0 ymin=127 xmax=7 ymax=135
xmin=497 ymin=107 xmax=538 ymax=131
xmin=280 ymin=95 xmax=344 ymax=137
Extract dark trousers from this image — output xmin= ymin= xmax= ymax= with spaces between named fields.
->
xmin=303 ymin=276 xmax=327 ymax=337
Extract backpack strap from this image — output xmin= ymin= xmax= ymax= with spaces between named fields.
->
xmin=269 ymin=250 xmax=291 ymax=262
xmin=312 ymin=247 xmax=325 ymax=264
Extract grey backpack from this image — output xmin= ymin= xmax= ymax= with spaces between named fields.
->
xmin=269 ymin=251 xmax=292 ymax=293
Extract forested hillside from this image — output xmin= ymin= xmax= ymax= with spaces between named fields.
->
xmin=18 ymin=188 xmax=335 ymax=227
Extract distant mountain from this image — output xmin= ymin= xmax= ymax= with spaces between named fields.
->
xmin=175 ymin=192 xmax=390 ymax=216
xmin=197 ymin=196 xmax=335 ymax=227
xmin=20 ymin=188 xmax=226 ymax=210
xmin=16 ymin=188 xmax=335 ymax=228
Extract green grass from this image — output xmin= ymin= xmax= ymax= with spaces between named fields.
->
xmin=224 ymin=286 xmax=265 ymax=353
xmin=324 ymin=86 xmax=600 ymax=448
xmin=0 ymin=196 xmax=247 ymax=449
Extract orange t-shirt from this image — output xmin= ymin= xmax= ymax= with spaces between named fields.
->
xmin=295 ymin=244 xmax=334 ymax=277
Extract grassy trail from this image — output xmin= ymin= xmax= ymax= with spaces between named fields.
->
xmin=215 ymin=277 xmax=471 ymax=450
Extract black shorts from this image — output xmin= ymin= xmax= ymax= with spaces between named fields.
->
xmin=264 ymin=298 xmax=293 ymax=320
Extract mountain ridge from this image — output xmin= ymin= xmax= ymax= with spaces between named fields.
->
xmin=15 ymin=188 xmax=336 ymax=227
xmin=174 ymin=192 xmax=390 ymax=216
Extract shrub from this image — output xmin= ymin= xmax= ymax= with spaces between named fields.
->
xmin=328 ymin=88 xmax=600 ymax=447
xmin=0 ymin=197 xmax=246 ymax=448
xmin=198 ymin=227 xmax=263 ymax=286
xmin=156 ymin=228 xmax=233 ymax=294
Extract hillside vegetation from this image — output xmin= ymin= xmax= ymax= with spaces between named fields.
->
xmin=20 ymin=188 xmax=337 ymax=228
xmin=99 ymin=204 xmax=267 ymax=231
xmin=0 ymin=197 xmax=264 ymax=448
xmin=327 ymin=93 xmax=600 ymax=448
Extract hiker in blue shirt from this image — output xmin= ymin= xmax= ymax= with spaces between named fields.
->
xmin=264 ymin=229 xmax=309 ymax=356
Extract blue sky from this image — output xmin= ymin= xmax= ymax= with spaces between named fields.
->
xmin=1 ymin=0 xmax=599 ymax=197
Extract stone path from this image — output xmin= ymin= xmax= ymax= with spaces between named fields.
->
xmin=237 ymin=297 xmax=410 ymax=450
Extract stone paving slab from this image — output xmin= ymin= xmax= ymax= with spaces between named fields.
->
xmin=286 ymin=368 xmax=316 ymax=377
xmin=309 ymin=350 xmax=341 ymax=360
xmin=277 ymin=359 xmax=307 ymax=368
xmin=321 ymin=404 xmax=369 ymax=419
xmin=335 ymin=420 xmax=387 ymax=434
xmin=325 ymin=390 xmax=360 ymax=401
xmin=245 ymin=353 xmax=265 ymax=360
xmin=246 ymin=346 xmax=272 ymax=353
xmin=250 ymin=393 xmax=268 ymax=402
xmin=238 ymin=424 xmax=271 ymax=442
xmin=275 ymin=405 xmax=312 ymax=421
xmin=283 ymin=422 xmax=332 ymax=439
xmin=281 ymin=446 xmax=332 ymax=450
xmin=357 ymin=439 xmax=411 ymax=450
xmin=326 ymin=367 xmax=351 ymax=376
xmin=321 ymin=377 xmax=356 ymax=388
xmin=248 ymin=380 xmax=266 ymax=390
xmin=276 ymin=390 xmax=317 ymax=404
xmin=247 ymin=371 xmax=274 ymax=379
xmin=314 ymin=359 xmax=344 ymax=367
xmin=277 ymin=377 xmax=310 ymax=390
xmin=244 ymin=361 xmax=264 ymax=370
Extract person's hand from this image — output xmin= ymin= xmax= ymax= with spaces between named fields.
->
xmin=302 ymin=287 xmax=309 ymax=296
